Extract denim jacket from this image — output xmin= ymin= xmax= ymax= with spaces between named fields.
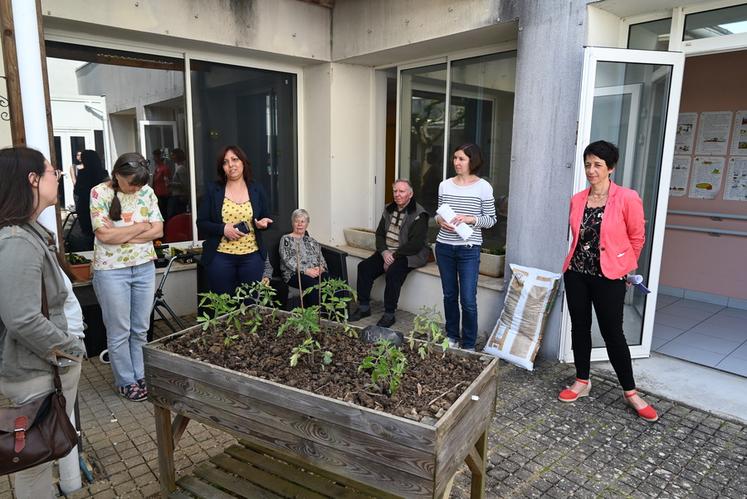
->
xmin=0 ymin=222 xmax=85 ymax=379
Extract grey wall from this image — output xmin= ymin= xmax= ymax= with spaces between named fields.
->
xmin=500 ymin=0 xmax=592 ymax=359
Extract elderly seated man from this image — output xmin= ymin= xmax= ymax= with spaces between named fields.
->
xmin=349 ymin=179 xmax=430 ymax=327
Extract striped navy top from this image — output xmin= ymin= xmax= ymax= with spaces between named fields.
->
xmin=436 ymin=177 xmax=497 ymax=246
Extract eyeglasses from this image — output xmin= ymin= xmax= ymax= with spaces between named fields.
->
xmin=124 ymin=159 xmax=151 ymax=171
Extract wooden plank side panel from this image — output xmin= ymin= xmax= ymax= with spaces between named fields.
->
xmin=434 ymin=357 xmax=498 ymax=437
xmin=144 ymin=345 xmax=436 ymax=451
xmin=148 ymin=389 xmax=434 ymax=498
xmin=433 ymin=374 xmax=497 ymax=498
xmin=147 ymin=365 xmax=435 ymax=480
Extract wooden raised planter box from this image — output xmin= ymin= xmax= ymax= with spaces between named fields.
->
xmin=144 ymin=321 xmax=498 ymax=498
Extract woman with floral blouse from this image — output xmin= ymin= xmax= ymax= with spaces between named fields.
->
xmin=90 ymin=152 xmax=163 ymax=402
xmin=279 ymin=209 xmax=328 ymax=307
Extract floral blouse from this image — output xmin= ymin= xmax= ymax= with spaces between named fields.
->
xmin=90 ymin=183 xmax=163 ymax=271
xmin=216 ymin=197 xmax=259 ymax=255
xmin=279 ymin=233 xmax=328 ymax=283
xmin=569 ymin=205 xmax=605 ymax=277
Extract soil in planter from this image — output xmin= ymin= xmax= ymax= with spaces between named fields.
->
xmin=160 ymin=311 xmax=487 ymax=422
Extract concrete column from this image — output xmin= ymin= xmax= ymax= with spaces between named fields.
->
xmin=500 ymin=0 xmax=591 ymax=359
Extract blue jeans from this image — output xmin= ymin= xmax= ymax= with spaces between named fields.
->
xmin=435 ymin=242 xmax=481 ymax=349
xmin=206 ymin=251 xmax=264 ymax=296
xmin=93 ymin=262 xmax=155 ymax=388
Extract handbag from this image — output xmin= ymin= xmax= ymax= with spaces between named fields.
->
xmin=0 ymin=275 xmax=79 ymax=476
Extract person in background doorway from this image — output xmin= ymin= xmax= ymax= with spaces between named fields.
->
xmin=279 ymin=209 xmax=328 ymax=307
xmin=197 ymin=145 xmax=273 ymax=296
xmin=559 ymin=140 xmax=657 ymax=422
xmin=434 ymin=143 xmax=496 ymax=351
xmin=0 ymin=147 xmax=86 ymax=499
xmin=68 ymin=150 xmax=82 ymax=186
xmin=349 ymin=180 xmax=430 ymax=327
xmin=73 ymin=150 xmax=108 ymax=249
xmin=152 ymin=148 xmax=171 ymax=218
xmin=168 ymin=148 xmax=190 ymax=218
xmin=90 ymin=153 xmax=163 ymax=402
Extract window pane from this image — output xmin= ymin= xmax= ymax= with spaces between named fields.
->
xmin=448 ymin=52 xmax=516 ymax=251
xmin=398 ymin=63 xmax=447 ymax=217
xmin=628 ymin=18 xmax=672 ymax=50
xmin=684 ymin=4 xmax=747 ymax=40
xmin=190 ymin=61 xmax=298 ymax=245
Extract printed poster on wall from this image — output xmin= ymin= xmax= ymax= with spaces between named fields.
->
xmin=675 ymin=113 xmax=698 ymax=154
xmin=689 ymin=156 xmax=725 ymax=199
xmin=669 ymin=156 xmax=691 ymax=197
xmin=724 ymin=157 xmax=747 ymax=201
xmin=730 ymin=110 xmax=747 ymax=156
xmin=696 ymin=111 xmax=732 ymax=155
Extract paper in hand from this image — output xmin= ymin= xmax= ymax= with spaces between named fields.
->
xmin=626 ymin=274 xmax=651 ymax=294
xmin=436 ymin=204 xmax=474 ymax=241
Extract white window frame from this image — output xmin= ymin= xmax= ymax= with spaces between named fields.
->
xmin=44 ymin=29 xmax=305 ymax=244
xmin=393 ymin=42 xmax=518 ymax=183
xmin=622 ymin=0 xmax=747 ymax=55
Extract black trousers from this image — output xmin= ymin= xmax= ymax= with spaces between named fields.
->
xmin=357 ymin=253 xmax=412 ymax=313
xmin=563 ymin=270 xmax=636 ymax=391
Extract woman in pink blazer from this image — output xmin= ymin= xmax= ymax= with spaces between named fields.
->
xmin=559 ymin=140 xmax=658 ymax=422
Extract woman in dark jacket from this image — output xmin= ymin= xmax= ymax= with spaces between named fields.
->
xmin=0 ymin=147 xmax=86 ymax=498
xmin=197 ymin=145 xmax=273 ymax=295
xmin=73 ymin=149 xmax=108 ymax=248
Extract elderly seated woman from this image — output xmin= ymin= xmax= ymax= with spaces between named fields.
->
xmin=279 ymin=208 xmax=329 ymax=306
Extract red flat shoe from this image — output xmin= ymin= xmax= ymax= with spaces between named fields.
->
xmin=558 ymin=378 xmax=591 ymax=402
xmin=624 ymin=391 xmax=658 ymax=422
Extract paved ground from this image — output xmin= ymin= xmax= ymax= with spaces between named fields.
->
xmin=2 ymin=305 xmax=746 ymax=498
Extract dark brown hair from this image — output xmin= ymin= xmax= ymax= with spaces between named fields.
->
xmin=109 ymin=152 xmax=150 ymax=221
xmin=454 ymin=143 xmax=484 ymax=175
xmin=0 ymin=147 xmax=47 ymax=228
xmin=215 ymin=145 xmax=252 ymax=186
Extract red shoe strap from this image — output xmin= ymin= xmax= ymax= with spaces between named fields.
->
xmin=575 ymin=378 xmax=589 ymax=385
xmin=624 ymin=390 xmax=638 ymax=399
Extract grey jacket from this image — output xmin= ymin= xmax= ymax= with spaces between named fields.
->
xmin=375 ymin=198 xmax=431 ymax=268
xmin=0 ymin=222 xmax=85 ymax=380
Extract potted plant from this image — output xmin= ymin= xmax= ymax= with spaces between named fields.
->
xmin=144 ymin=282 xmax=497 ymax=498
xmin=479 ymin=246 xmax=506 ymax=278
xmin=67 ymin=252 xmax=92 ymax=282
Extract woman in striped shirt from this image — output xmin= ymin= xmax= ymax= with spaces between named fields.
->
xmin=434 ymin=143 xmax=497 ymax=351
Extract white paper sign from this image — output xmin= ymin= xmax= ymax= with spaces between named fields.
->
xmin=689 ymin=156 xmax=725 ymax=199
xmin=724 ymin=157 xmax=747 ymax=201
xmin=696 ymin=112 xmax=732 ymax=155
xmin=675 ymin=113 xmax=698 ymax=154
xmin=730 ymin=110 xmax=747 ymax=156
xmin=669 ymin=156 xmax=692 ymax=197
xmin=436 ymin=204 xmax=474 ymax=241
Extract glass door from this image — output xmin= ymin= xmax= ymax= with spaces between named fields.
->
xmin=562 ymin=47 xmax=684 ymax=362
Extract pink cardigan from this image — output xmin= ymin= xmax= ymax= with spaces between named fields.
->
xmin=562 ymin=181 xmax=645 ymax=280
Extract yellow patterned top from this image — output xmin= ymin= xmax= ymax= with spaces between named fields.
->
xmin=217 ymin=197 xmax=259 ymax=255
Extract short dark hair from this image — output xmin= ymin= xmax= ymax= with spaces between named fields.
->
xmin=109 ymin=152 xmax=151 ymax=221
xmin=171 ymin=148 xmax=186 ymax=163
xmin=454 ymin=143 xmax=484 ymax=174
xmin=215 ymin=145 xmax=253 ymax=186
xmin=583 ymin=141 xmax=619 ymax=169
xmin=0 ymin=147 xmax=47 ymax=228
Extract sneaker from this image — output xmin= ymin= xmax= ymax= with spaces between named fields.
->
xmin=447 ymin=338 xmax=460 ymax=349
xmin=376 ymin=313 xmax=396 ymax=328
xmin=118 ymin=383 xmax=147 ymax=402
xmin=348 ymin=306 xmax=371 ymax=322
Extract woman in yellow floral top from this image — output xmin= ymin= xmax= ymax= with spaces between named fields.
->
xmin=90 ymin=152 xmax=163 ymax=401
xmin=197 ymin=145 xmax=273 ymax=296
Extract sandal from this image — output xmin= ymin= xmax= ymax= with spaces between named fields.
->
xmin=137 ymin=378 xmax=148 ymax=397
xmin=118 ymin=383 xmax=147 ymax=402
xmin=558 ymin=378 xmax=591 ymax=402
xmin=624 ymin=390 xmax=658 ymax=422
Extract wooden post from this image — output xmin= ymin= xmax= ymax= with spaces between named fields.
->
xmin=465 ymin=429 xmax=488 ymax=499
xmin=0 ymin=0 xmax=25 ymax=145
xmin=154 ymin=404 xmax=177 ymax=497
